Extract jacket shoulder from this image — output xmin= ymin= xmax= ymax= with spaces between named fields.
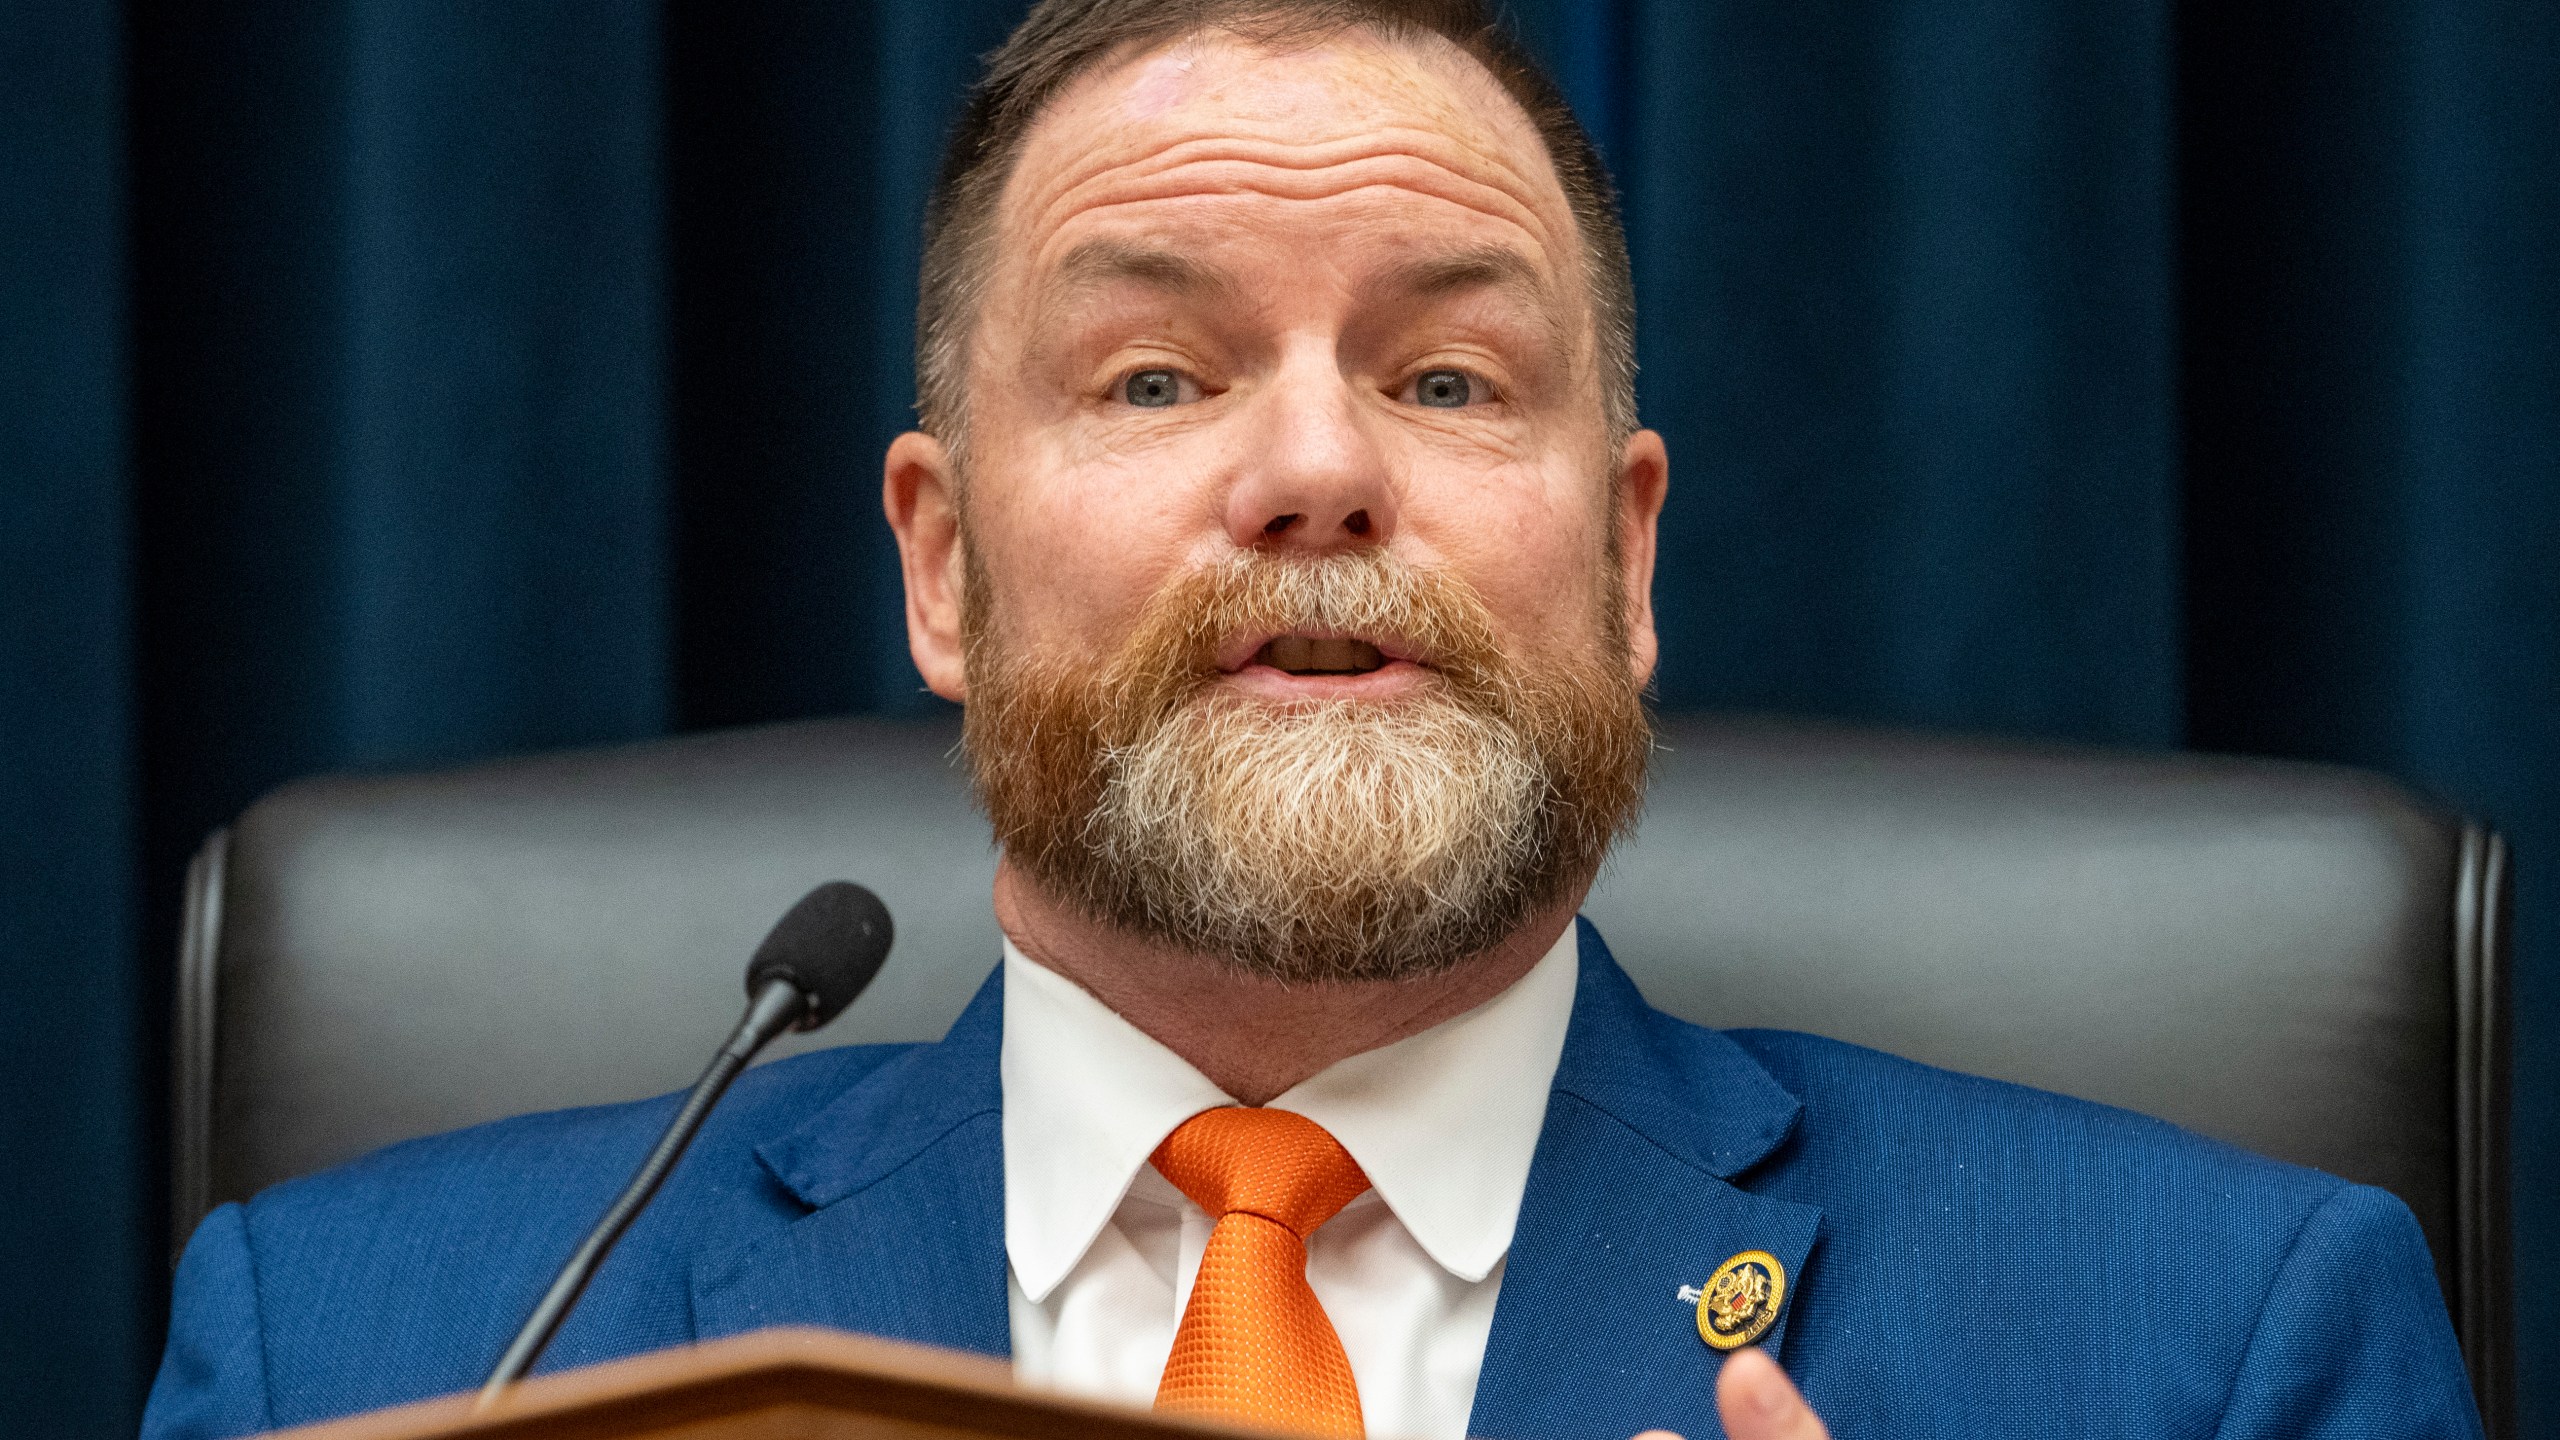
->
xmin=1724 ymin=1024 xmax=2345 ymax=1207
xmin=162 ymin=1042 xmax=910 ymax=1434
xmin=1707 ymin=1027 xmax=2468 ymax=1434
xmin=252 ymin=1040 xmax=905 ymax=1220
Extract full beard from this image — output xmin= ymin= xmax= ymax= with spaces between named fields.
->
xmin=962 ymin=549 xmax=1653 ymax=984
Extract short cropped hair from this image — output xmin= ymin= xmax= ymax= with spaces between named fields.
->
xmin=915 ymin=0 xmax=1637 ymax=450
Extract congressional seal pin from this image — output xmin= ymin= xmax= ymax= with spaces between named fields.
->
xmin=1695 ymin=1250 xmax=1786 ymax=1351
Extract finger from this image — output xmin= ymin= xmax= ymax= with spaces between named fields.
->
xmin=1715 ymin=1347 xmax=1830 ymax=1440
xmin=1628 ymin=1431 xmax=1684 ymax=1440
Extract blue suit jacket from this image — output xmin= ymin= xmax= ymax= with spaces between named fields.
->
xmin=145 ymin=922 xmax=2482 ymax=1439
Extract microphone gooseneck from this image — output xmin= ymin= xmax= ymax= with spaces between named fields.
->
xmin=476 ymin=882 xmax=895 ymax=1409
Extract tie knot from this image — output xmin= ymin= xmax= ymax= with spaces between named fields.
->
xmin=1151 ymin=1107 xmax=1370 ymax=1238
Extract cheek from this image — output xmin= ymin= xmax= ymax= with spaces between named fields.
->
xmin=965 ymin=437 xmax=1222 ymax=647
xmin=1402 ymin=454 xmax=1614 ymax=626
xmin=1028 ymin=429 xmax=1229 ymax=564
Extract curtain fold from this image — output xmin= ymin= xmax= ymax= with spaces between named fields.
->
xmin=0 ymin=0 xmax=145 ymax=1426
xmin=2 ymin=1 xmax=2551 ymax=1433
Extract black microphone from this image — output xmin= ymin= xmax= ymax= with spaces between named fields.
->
xmin=476 ymin=882 xmax=894 ymax=1407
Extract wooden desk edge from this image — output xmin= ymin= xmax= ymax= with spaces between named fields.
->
xmin=264 ymin=1327 xmax=1274 ymax=1440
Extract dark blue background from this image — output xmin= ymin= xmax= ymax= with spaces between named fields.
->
xmin=4 ymin=1 xmax=2552 ymax=1433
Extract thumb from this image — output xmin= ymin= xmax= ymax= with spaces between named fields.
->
xmin=1714 ymin=1348 xmax=1828 ymax=1440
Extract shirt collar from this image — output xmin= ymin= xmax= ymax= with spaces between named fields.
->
xmin=999 ymin=924 xmax=1580 ymax=1302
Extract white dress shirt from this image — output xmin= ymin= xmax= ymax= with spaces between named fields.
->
xmin=1001 ymin=925 xmax=1581 ymax=1440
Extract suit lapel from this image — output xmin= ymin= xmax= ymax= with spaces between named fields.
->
xmin=685 ymin=924 xmax=1823 ymax=1423
xmin=1469 ymin=921 xmax=1823 ymax=1440
xmin=691 ymin=970 xmax=1012 ymax=1358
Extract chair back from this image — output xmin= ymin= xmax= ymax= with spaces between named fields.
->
xmin=173 ymin=715 xmax=2512 ymax=1433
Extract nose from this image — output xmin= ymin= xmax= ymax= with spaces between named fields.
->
xmin=1222 ymin=353 xmax=1398 ymax=553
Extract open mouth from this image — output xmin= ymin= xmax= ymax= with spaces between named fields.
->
xmin=1253 ymin=635 xmax=1389 ymax=676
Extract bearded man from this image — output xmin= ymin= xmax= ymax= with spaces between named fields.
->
xmin=144 ymin=3 xmax=2483 ymax=1439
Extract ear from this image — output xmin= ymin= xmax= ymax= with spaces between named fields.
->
xmin=1615 ymin=428 xmax=1669 ymax=689
xmin=883 ymin=429 xmax=970 ymax=702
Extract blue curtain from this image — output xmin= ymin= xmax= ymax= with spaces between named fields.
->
xmin=3 ymin=1 xmax=2552 ymax=1432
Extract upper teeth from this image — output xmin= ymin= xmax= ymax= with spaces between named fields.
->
xmin=1262 ymin=636 xmax=1386 ymax=674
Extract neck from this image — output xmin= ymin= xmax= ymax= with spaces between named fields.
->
xmin=992 ymin=860 xmax=1583 ymax=1105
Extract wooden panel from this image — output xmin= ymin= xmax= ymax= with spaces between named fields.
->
xmin=266 ymin=1329 xmax=1269 ymax=1440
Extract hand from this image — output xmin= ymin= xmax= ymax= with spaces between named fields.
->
xmin=1628 ymin=1347 xmax=1831 ymax=1440
xmin=1714 ymin=1348 xmax=1829 ymax=1440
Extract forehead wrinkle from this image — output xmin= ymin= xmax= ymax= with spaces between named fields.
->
xmin=1019 ymin=129 xmax=1564 ymax=258
xmin=1008 ymin=164 xmax=1570 ymax=331
xmin=1030 ymin=183 xmax=1556 ymax=278
xmin=1079 ymin=127 xmax=1542 ymax=187
xmin=1000 ymin=150 xmax=1574 ymax=350
xmin=1034 ymin=29 xmax=1554 ymax=190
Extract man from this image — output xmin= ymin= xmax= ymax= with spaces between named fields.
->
xmin=145 ymin=3 xmax=2483 ymax=1438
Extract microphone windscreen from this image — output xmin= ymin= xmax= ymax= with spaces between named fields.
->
xmin=745 ymin=882 xmax=893 ymax=1030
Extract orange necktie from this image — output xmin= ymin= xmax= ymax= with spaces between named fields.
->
xmin=1151 ymin=1107 xmax=1373 ymax=1438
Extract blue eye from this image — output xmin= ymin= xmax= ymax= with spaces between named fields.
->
xmin=1415 ymin=369 xmax=1473 ymax=408
xmin=1124 ymin=369 xmax=1182 ymax=407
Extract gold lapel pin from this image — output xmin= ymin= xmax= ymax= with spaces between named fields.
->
xmin=1695 ymin=1250 xmax=1786 ymax=1350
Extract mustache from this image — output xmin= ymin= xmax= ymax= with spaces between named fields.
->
xmin=1083 ymin=551 xmax=1514 ymax=728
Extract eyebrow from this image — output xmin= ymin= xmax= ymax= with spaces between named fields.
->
xmin=1377 ymin=244 xmax=1553 ymax=306
xmin=1045 ymin=239 xmax=1242 ymax=305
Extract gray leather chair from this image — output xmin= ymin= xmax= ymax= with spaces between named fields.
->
xmin=171 ymin=715 xmax=2515 ymax=1434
